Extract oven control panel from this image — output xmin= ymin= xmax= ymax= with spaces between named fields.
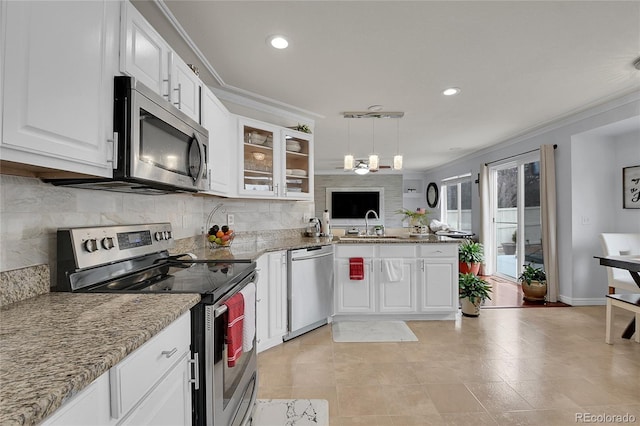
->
xmin=58 ymin=223 xmax=174 ymax=270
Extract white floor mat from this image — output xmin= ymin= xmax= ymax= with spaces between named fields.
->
xmin=331 ymin=320 xmax=418 ymax=342
xmin=253 ymin=399 xmax=328 ymax=426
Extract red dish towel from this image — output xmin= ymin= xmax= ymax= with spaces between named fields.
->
xmin=349 ymin=257 xmax=364 ymax=280
xmin=224 ymin=292 xmax=245 ymax=367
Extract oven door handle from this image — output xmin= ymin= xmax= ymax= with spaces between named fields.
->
xmin=188 ymin=352 xmax=200 ymax=390
xmin=214 ymin=305 xmax=228 ymax=318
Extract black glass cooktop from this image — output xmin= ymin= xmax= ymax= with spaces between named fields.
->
xmin=84 ymin=260 xmax=256 ymax=301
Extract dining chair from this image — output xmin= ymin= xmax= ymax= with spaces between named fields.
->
xmin=600 ymin=233 xmax=640 ymax=294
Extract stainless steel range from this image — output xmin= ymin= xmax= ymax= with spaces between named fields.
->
xmin=54 ymin=223 xmax=258 ymax=426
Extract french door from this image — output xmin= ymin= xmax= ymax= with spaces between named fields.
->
xmin=489 ymin=152 xmax=542 ymax=280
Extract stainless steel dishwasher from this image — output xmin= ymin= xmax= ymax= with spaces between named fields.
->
xmin=284 ymin=245 xmax=334 ymax=341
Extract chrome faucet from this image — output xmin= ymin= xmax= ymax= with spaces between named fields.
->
xmin=364 ymin=209 xmax=379 ymax=236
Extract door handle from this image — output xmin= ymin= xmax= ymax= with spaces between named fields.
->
xmin=188 ymin=352 xmax=200 ymax=390
xmin=291 ymin=252 xmax=333 ymax=261
xmin=214 ymin=305 xmax=228 ymax=318
xmin=173 ymin=83 xmax=182 ymax=109
xmin=107 ymin=132 xmax=118 ymax=168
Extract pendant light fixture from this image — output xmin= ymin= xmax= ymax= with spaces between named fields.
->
xmin=342 ymin=107 xmax=404 ymax=174
xmin=354 ymin=161 xmax=370 ymax=175
xmin=368 ymin=119 xmax=379 ymax=172
xmin=393 ymin=119 xmax=403 ymax=170
xmin=343 ymin=119 xmax=354 ymax=170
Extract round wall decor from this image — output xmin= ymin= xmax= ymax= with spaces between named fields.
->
xmin=426 ymin=182 xmax=439 ymax=208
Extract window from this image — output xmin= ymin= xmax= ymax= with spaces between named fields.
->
xmin=440 ymin=174 xmax=472 ymax=232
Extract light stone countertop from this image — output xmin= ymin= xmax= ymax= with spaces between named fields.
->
xmin=0 ymin=292 xmax=200 ymax=426
xmin=193 ymin=234 xmax=460 ymax=262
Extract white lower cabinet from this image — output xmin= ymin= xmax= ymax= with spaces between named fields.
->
xmin=41 ymin=372 xmax=111 ymax=426
xmin=419 ymin=258 xmax=456 ymax=313
xmin=42 ymin=312 xmax=193 ymax=426
xmin=256 ymin=251 xmax=288 ymax=352
xmin=119 ymin=351 xmax=192 ymax=426
xmin=334 ymin=257 xmax=376 ymax=313
xmin=334 ymin=243 xmax=458 ymax=319
xmin=377 ymin=258 xmax=417 ymax=313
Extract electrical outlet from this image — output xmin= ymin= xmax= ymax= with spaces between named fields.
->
xmin=303 ymin=213 xmax=310 ymax=223
xmin=227 ymin=214 xmax=235 ymax=226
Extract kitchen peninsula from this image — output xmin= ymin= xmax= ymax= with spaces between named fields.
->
xmin=333 ymin=236 xmax=460 ymax=321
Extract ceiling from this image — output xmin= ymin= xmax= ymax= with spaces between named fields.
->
xmin=156 ymin=1 xmax=640 ymax=172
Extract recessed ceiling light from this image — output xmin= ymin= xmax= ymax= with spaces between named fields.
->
xmin=268 ymin=35 xmax=289 ymax=49
xmin=442 ymin=87 xmax=461 ymax=96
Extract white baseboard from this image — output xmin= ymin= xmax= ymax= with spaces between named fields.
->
xmin=558 ymin=295 xmax=606 ymax=306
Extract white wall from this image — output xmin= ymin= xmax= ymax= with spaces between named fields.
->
xmin=571 ymin=118 xmax=640 ymax=301
xmin=423 ymin=91 xmax=640 ymax=305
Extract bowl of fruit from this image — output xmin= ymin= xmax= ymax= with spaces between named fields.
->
xmin=207 ymin=224 xmax=234 ymax=249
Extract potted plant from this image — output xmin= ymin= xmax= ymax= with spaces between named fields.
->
xmin=396 ymin=208 xmax=430 ymax=226
xmin=458 ymin=240 xmax=484 ymax=275
xmin=459 ymin=273 xmax=492 ymax=317
xmin=397 ymin=208 xmax=430 ymax=235
xmin=518 ymin=264 xmax=547 ymax=302
xmin=502 ymin=231 xmax=517 ymax=255
xmin=289 ymin=123 xmax=312 ymax=134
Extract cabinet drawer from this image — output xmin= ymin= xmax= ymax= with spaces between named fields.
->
xmin=335 ymin=245 xmax=375 ymax=258
xmin=418 ymin=244 xmax=457 ymax=258
xmin=378 ymin=245 xmax=416 ymax=258
xmin=110 ymin=312 xmax=191 ymax=419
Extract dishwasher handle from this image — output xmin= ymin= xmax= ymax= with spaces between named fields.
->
xmin=291 ymin=252 xmax=333 ymax=261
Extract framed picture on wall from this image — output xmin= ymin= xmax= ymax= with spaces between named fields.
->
xmin=623 ymin=165 xmax=640 ymax=209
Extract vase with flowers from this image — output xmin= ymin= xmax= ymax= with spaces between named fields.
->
xmin=397 ymin=208 xmax=430 ymax=234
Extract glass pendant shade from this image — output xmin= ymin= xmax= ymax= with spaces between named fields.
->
xmin=354 ymin=163 xmax=369 ymax=175
xmin=393 ymin=154 xmax=403 ymax=170
xmin=368 ymin=154 xmax=379 ymax=172
xmin=343 ymin=154 xmax=354 ymax=170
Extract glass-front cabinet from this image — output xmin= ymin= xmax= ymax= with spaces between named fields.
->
xmin=238 ymin=118 xmax=313 ymax=200
xmin=282 ymin=128 xmax=312 ymax=199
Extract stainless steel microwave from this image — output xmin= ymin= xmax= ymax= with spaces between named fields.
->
xmin=48 ymin=76 xmax=208 ymax=194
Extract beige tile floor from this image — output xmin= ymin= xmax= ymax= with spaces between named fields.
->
xmin=257 ymin=306 xmax=640 ymax=425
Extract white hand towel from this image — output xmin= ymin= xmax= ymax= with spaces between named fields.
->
xmin=382 ymin=259 xmax=404 ymax=282
xmin=240 ymin=282 xmax=256 ymax=352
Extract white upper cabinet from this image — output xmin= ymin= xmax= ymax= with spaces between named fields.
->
xmin=201 ymin=86 xmax=235 ymax=196
xmin=238 ymin=118 xmax=314 ymax=200
xmin=120 ymin=1 xmax=172 ymax=101
xmin=1 ymin=0 xmax=119 ymax=177
xmin=281 ymin=128 xmax=314 ymax=200
xmin=171 ymin=56 xmax=201 ymax=123
xmin=121 ymin=1 xmax=201 ymax=123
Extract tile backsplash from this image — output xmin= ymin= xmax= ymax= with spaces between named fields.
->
xmin=0 ymin=175 xmax=313 ymax=274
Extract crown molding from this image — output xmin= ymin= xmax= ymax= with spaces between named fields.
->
xmin=153 ymin=0 xmax=322 ymax=123
xmin=211 ymin=85 xmax=323 ymax=123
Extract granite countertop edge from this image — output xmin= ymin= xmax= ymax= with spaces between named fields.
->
xmin=0 ymin=292 xmax=201 ymax=426
xmin=196 ymin=234 xmax=461 ymax=261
